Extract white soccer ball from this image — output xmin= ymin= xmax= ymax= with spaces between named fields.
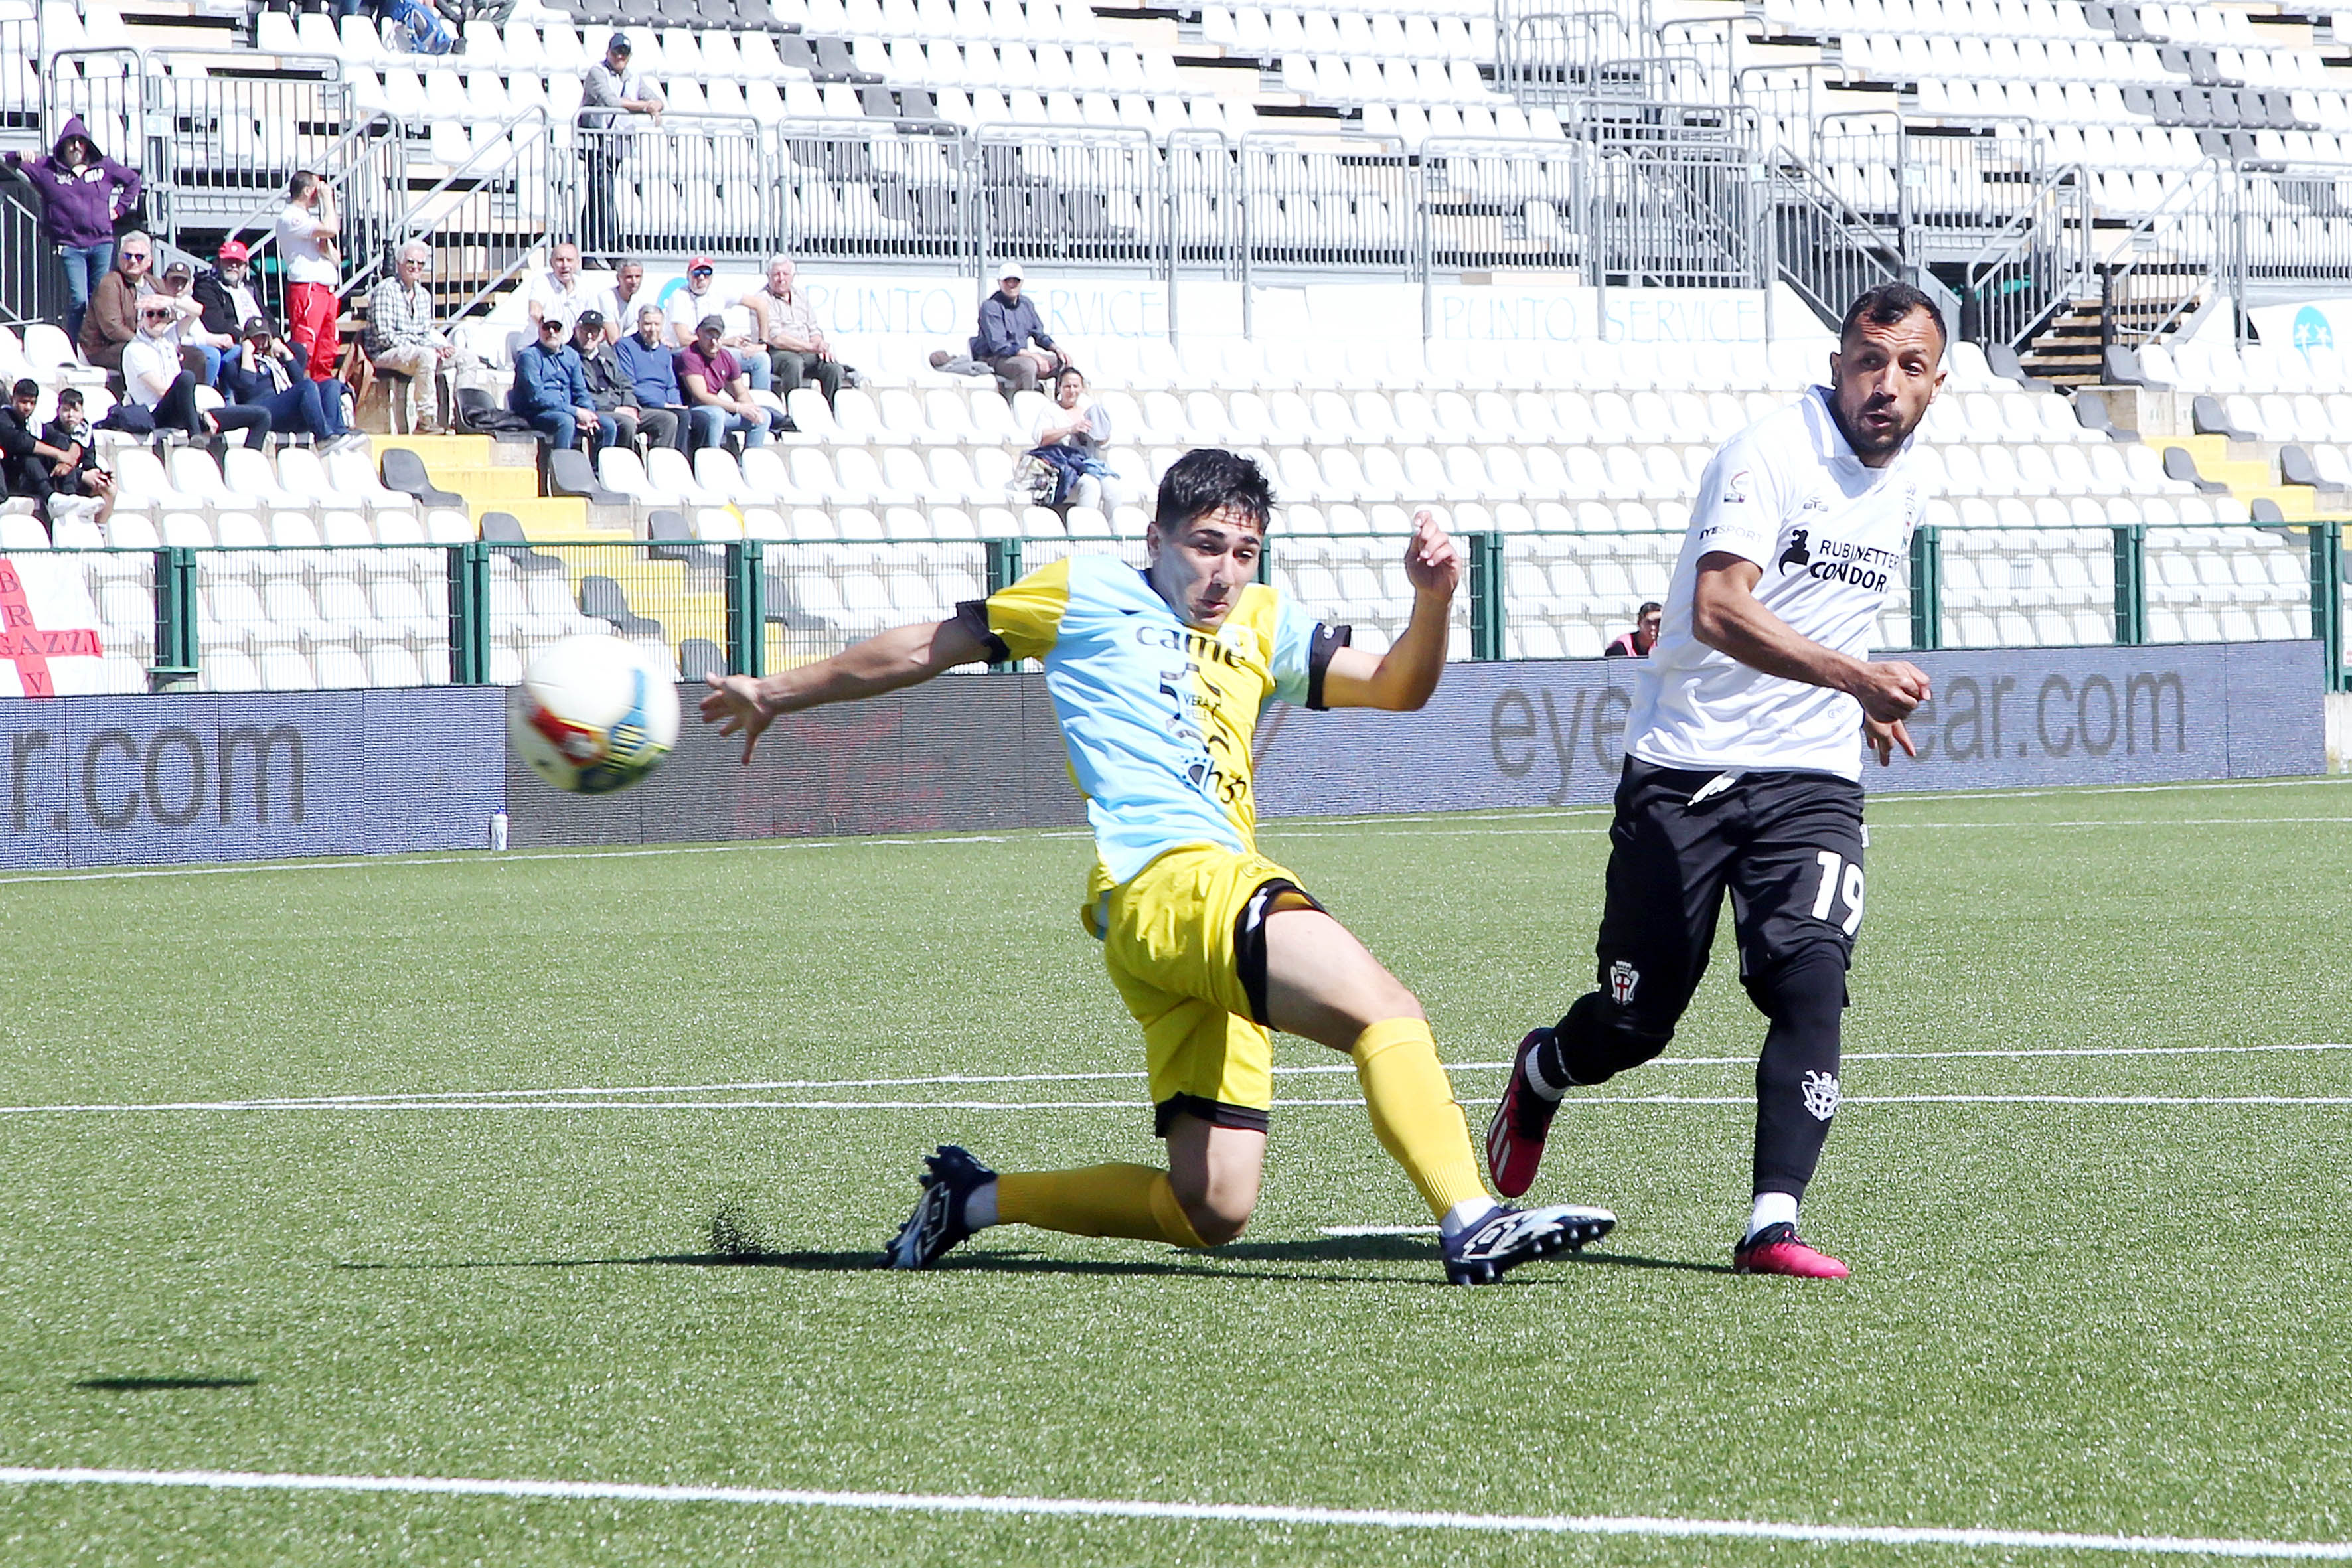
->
xmin=507 ymin=634 xmax=682 ymax=795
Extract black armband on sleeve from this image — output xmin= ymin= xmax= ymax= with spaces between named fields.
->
xmin=1305 ymin=623 xmax=1352 ymax=711
xmin=953 ymin=599 xmax=1012 ymax=664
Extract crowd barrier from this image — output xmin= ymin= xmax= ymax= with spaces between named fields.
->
xmin=0 ymin=641 xmax=2324 ymax=870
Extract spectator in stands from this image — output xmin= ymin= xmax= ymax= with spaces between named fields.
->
xmin=222 ymin=317 xmax=350 ymax=448
xmin=744 ymin=254 xmax=843 ymax=408
xmin=973 ymin=262 xmax=1066 ymax=396
xmin=2 ymin=381 xmax=113 ymax=535
xmin=37 ymin=388 xmax=114 ymax=530
xmin=1604 ymin=601 xmax=1662 ymax=658
xmin=4 ymin=117 xmax=141 ymax=345
xmin=576 ymin=33 xmax=663 ymax=264
xmin=116 ymin=298 xmax=270 ymax=447
xmin=508 ymin=313 xmax=600 ymax=451
xmin=526 ymin=242 xmax=593 ymax=338
xmin=194 ymin=238 xmax=264 ymax=342
xmin=1028 ymin=366 xmax=1119 ymax=513
xmin=591 ymin=260 xmax=649 ymax=347
xmin=615 ymin=304 xmax=691 ymax=451
xmin=663 ymin=257 xmax=771 ymax=391
xmin=153 ymin=260 xmax=232 ymax=387
xmin=276 ymin=171 xmax=344 ymax=384
xmin=574 ymin=309 xmax=674 ymax=453
xmin=367 ymin=240 xmax=460 ymax=434
xmin=679 ymin=313 xmax=782 ymax=453
xmin=3 ymin=379 xmax=66 ymax=523
xmin=75 ymin=231 xmax=151 ymax=374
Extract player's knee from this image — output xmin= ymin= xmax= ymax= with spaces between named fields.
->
xmin=1169 ymin=1172 xmax=1254 ymax=1246
xmin=1745 ymin=946 xmax=1849 ymax=1030
xmin=1555 ymin=990 xmax=1675 ymax=1084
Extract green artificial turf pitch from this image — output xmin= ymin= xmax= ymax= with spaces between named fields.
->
xmin=0 ymin=777 xmax=2348 ymax=1566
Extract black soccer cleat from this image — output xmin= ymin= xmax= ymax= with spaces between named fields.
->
xmin=884 ymin=1144 xmax=997 ymax=1270
xmin=1440 ymin=1201 xmax=1616 ymax=1286
xmin=1486 ymin=1027 xmax=1563 ymax=1199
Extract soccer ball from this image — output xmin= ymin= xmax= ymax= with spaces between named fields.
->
xmin=507 ymin=635 xmax=681 ymax=795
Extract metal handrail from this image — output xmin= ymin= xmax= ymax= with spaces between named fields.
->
xmin=214 ymin=108 xmax=403 ymax=264
xmin=1962 ymin=163 xmax=2092 ymax=353
xmin=349 ymin=104 xmax=554 ymax=315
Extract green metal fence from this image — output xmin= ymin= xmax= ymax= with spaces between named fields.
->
xmin=0 ymin=523 xmax=2342 ymax=696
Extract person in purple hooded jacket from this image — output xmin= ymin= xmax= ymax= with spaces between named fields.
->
xmin=2 ymin=116 xmax=143 ymax=344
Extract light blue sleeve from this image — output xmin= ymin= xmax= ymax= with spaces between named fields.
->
xmin=1266 ymin=589 xmax=1324 ymax=709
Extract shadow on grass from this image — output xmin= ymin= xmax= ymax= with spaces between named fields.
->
xmin=74 ymin=1376 xmax=259 ymax=1391
xmin=337 ymin=1235 xmax=1733 ymax=1281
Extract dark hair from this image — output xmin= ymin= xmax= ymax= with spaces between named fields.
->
xmin=10 ymin=378 xmax=37 ymax=400
xmin=1055 ymin=365 xmax=1085 ymax=388
xmin=1153 ymin=448 xmax=1275 ymax=536
xmin=288 ymin=169 xmax=320 ymax=202
xmin=1838 ymin=282 xmax=1945 ymax=356
xmin=1638 ymin=600 xmax=1662 ymax=616
xmin=57 ymin=388 xmax=81 ymax=406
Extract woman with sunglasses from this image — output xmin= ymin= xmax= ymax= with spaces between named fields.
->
xmin=116 ymin=299 xmax=270 ymax=448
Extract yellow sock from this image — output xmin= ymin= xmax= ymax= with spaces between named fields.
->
xmin=996 ymin=1164 xmax=1208 ymax=1247
xmin=1352 ymin=1017 xmax=1493 ymax=1221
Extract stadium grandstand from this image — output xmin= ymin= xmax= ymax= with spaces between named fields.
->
xmin=0 ymin=0 xmax=2346 ymax=697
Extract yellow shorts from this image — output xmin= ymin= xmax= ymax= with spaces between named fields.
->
xmin=1082 ymin=844 xmax=1321 ymax=1136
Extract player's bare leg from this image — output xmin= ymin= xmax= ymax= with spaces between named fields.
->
xmin=1261 ymin=907 xmax=1614 ymax=1282
xmin=1163 ymin=1115 xmax=1264 ymax=1245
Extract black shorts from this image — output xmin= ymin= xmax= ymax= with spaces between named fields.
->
xmin=1591 ymin=758 xmax=1867 ymax=1030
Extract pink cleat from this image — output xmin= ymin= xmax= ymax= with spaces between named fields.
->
xmin=1732 ymin=1222 xmax=1849 ymax=1279
xmin=1484 ymin=1028 xmax=1561 ymax=1199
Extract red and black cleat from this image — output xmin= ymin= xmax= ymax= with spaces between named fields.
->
xmin=1732 ymin=1221 xmax=1849 ymax=1279
xmin=1484 ymin=1028 xmax=1562 ymax=1199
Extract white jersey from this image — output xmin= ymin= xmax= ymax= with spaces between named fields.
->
xmin=274 ymin=203 xmax=337 ymax=287
xmin=1627 ymin=386 xmax=1928 ymax=782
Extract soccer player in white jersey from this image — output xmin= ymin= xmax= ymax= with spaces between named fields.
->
xmin=702 ymin=449 xmax=1615 ymax=1285
xmin=1485 ymin=283 xmax=1944 ymax=1279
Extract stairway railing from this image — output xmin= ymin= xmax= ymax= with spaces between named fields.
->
xmin=2097 ymin=157 xmax=2236 ymax=350
xmin=1763 ymin=147 xmax=1906 ymax=329
xmin=1962 ymin=163 xmax=2092 ymax=353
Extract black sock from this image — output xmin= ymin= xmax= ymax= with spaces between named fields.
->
xmin=1749 ymin=949 xmax=1847 ymax=1198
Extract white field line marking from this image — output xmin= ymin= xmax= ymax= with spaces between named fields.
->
xmin=8 ymin=1095 xmax=2352 ymax=1117
xmin=4 ymin=1042 xmax=2339 ymax=1117
xmin=1267 ymin=816 xmax=2352 ymax=842
xmin=0 ymin=772 xmax=2339 ymax=889
xmin=0 ymin=834 xmax=1049 ymax=889
xmin=1 ymin=1465 xmax=2347 ymax=1560
xmin=1319 ymin=1225 xmax=1441 ymax=1237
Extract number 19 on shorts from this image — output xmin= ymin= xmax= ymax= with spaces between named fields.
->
xmin=1809 ymin=850 xmax=1866 ymax=935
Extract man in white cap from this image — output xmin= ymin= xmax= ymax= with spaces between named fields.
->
xmin=971 ymin=262 xmax=1066 ymax=396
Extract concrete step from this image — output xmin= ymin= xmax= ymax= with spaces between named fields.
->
xmin=434 ymin=466 xmax=544 ymax=504
xmin=368 ymin=433 xmax=503 ymax=469
xmin=2250 ymin=486 xmax=2325 ymax=522
xmin=485 ymin=497 xmax=594 ymax=535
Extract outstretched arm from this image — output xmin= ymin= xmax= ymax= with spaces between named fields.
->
xmin=1319 ymin=509 xmax=1460 ymax=712
xmin=698 ymin=616 xmax=995 ymax=763
xmin=1691 ymin=551 xmax=1929 ymax=764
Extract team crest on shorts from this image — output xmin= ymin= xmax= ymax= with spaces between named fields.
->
xmin=1607 ymin=959 xmax=1639 ymax=1004
xmin=1800 ymin=1069 xmax=1841 ymax=1121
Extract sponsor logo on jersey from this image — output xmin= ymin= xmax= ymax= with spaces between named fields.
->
xmin=1722 ymin=468 xmax=1749 ymax=504
xmin=1776 ymin=528 xmax=1903 ymax=592
xmin=1800 ymin=1069 xmax=1841 ymax=1121
xmin=1608 ymin=959 xmax=1639 ymax=1004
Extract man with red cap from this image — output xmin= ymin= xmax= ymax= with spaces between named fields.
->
xmin=193 ymin=238 xmax=266 ymax=344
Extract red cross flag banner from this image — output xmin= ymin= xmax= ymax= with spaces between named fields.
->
xmin=0 ymin=556 xmax=107 ymax=698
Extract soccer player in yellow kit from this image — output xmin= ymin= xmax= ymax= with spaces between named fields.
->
xmin=701 ymin=449 xmax=1613 ymax=1284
